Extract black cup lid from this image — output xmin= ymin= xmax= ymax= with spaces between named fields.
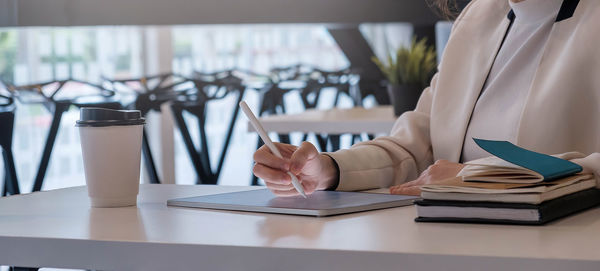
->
xmin=76 ymin=107 xmax=145 ymax=127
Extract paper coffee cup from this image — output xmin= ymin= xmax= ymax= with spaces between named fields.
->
xmin=76 ymin=108 xmax=145 ymax=208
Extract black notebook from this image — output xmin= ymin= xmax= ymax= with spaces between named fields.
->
xmin=415 ymin=189 xmax=600 ymax=225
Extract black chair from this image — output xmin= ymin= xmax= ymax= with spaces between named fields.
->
xmin=1 ymin=84 xmax=36 ymax=271
xmin=7 ymin=79 xmax=122 ymax=192
xmin=256 ymin=64 xmax=304 ymax=144
xmin=104 ymin=73 xmax=192 ymax=184
xmin=247 ymin=66 xmax=307 ymax=185
xmin=270 ymin=65 xmax=363 ymax=152
xmin=0 ymin=92 xmax=20 ymax=196
xmin=295 ymin=66 xmax=363 ymax=152
xmin=170 ymin=70 xmax=246 ymax=185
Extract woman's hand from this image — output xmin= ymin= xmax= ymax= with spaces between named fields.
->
xmin=390 ymin=160 xmax=465 ymax=196
xmin=252 ymin=141 xmax=339 ymax=197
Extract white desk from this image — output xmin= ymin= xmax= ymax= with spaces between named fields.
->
xmin=1 ymin=184 xmax=600 ymax=270
xmin=252 ymin=106 xmax=397 ymax=134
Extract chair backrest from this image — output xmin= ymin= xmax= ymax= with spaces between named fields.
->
xmin=104 ymin=73 xmax=190 ymax=95
xmin=103 ymin=73 xmax=193 ymax=112
xmin=0 ymin=93 xmax=12 ymax=107
xmin=8 ymin=78 xmax=116 ymax=105
xmin=0 ymin=93 xmax=15 ymax=115
xmin=187 ymin=70 xmax=244 ymax=104
xmin=171 ymin=70 xmax=247 ymax=185
xmin=254 ymin=65 xmax=304 ymax=117
xmin=299 ymin=66 xmax=356 ymax=109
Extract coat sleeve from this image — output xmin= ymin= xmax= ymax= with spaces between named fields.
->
xmin=570 ymin=153 xmax=600 ymax=187
xmin=325 ymin=2 xmax=477 ymax=191
xmin=326 ymin=74 xmax=437 ymax=191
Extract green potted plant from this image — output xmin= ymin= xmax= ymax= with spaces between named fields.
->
xmin=372 ymin=37 xmax=436 ymax=116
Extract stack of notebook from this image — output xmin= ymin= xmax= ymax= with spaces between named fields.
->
xmin=415 ymin=139 xmax=600 ymax=225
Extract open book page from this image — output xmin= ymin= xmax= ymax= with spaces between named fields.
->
xmin=464 ymin=156 xmax=523 ymax=168
xmin=459 ymin=156 xmax=543 ymax=183
xmin=421 ymin=174 xmax=593 ymax=194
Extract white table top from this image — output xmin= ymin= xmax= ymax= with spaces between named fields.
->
xmin=251 ymin=106 xmax=397 ymax=134
xmin=1 ymin=184 xmax=600 ymax=270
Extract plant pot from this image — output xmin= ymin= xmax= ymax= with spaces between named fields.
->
xmin=387 ymin=84 xmax=422 ymax=116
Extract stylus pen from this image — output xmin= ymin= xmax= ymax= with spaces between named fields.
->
xmin=239 ymin=101 xmax=307 ymax=198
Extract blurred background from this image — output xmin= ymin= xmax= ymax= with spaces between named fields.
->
xmin=0 ymin=0 xmax=467 ymax=195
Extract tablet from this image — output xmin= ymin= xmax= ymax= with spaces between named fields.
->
xmin=167 ymin=189 xmax=418 ymax=217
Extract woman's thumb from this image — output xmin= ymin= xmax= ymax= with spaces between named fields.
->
xmin=290 ymin=141 xmax=318 ymax=175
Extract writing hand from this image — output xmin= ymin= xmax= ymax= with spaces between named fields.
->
xmin=253 ymin=141 xmax=339 ymax=197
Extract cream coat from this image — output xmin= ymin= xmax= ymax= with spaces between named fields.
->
xmin=328 ymin=0 xmax=600 ymax=191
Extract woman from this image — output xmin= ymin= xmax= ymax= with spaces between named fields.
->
xmin=253 ymin=0 xmax=600 ymax=196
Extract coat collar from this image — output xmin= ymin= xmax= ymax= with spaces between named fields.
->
xmin=507 ymin=0 xmax=580 ymax=22
xmin=556 ymin=0 xmax=580 ymax=21
xmin=434 ymin=0 xmax=583 ymax=163
xmin=432 ymin=1 xmax=514 ymax=162
xmin=451 ymin=0 xmax=580 ymax=162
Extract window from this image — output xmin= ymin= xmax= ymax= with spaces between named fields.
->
xmin=0 ymin=23 xmax=412 ymax=189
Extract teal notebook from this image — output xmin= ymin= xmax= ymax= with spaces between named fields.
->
xmin=463 ymin=138 xmax=583 ymax=183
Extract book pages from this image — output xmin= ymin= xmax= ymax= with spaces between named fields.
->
xmin=459 ymin=156 xmax=544 ymax=183
xmin=421 ymin=174 xmax=593 ymax=194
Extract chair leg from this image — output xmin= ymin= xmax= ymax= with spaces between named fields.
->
xmin=251 ymin=137 xmax=264 ymax=186
xmin=0 ymin=111 xmax=17 ymax=196
xmin=32 ymin=103 xmax=68 ymax=192
xmin=196 ymin=110 xmax=216 ymax=184
xmin=213 ymin=91 xmax=245 ymax=182
xmin=3 ymin=148 xmax=20 ymax=195
xmin=2 ymin=174 xmax=7 ymax=196
xmin=328 ymin=135 xmax=341 ymax=151
xmin=171 ymin=105 xmax=206 ymax=183
xmin=315 ymin=134 xmax=329 ymax=152
xmin=142 ymin=128 xmax=161 ymax=184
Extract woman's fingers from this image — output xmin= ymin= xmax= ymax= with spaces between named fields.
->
xmin=389 ymin=160 xmax=465 ymax=195
xmin=253 ymin=141 xmax=325 ymax=197
xmin=389 ymin=173 xmax=427 ymax=195
xmin=290 ymin=142 xmax=318 ymax=174
xmin=271 ymin=188 xmax=303 ymax=197
xmin=301 ymin=179 xmax=318 ymax=194
xmin=253 ymin=164 xmax=291 ymax=185
xmin=390 ymin=185 xmax=421 ymax=196
xmin=273 ymin=142 xmax=298 ymax=157
xmin=393 ymin=178 xmax=422 ymax=189
xmin=265 ymin=181 xmax=296 ymax=191
xmin=266 ymin=176 xmax=318 ymax=196
xmin=254 ymin=145 xmax=290 ymax=171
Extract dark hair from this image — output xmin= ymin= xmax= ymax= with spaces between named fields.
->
xmin=428 ymin=0 xmax=462 ymax=20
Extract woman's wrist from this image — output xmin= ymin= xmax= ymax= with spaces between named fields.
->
xmin=318 ymin=154 xmax=340 ymax=191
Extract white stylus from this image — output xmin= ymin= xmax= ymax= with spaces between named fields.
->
xmin=239 ymin=101 xmax=307 ymax=198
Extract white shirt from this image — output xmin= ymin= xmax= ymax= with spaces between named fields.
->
xmin=461 ymin=0 xmax=564 ymax=162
